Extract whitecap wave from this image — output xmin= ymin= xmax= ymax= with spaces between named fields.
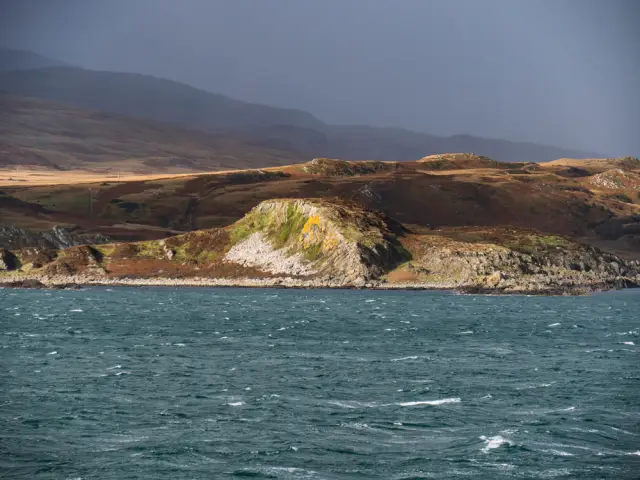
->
xmin=327 ymin=400 xmax=357 ymax=409
xmin=340 ymin=422 xmax=370 ymax=430
xmin=543 ymin=449 xmax=574 ymax=456
xmin=391 ymin=355 xmax=419 ymax=362
xmin=327 ymin=400 xmax=378 ymax=409
xmin=480 ymin=435 xmax=514 ymax=453
xmin=397 ymin=397 xmax=460 ymax=407
xmin=228 ymin=401 xmax=245 ymax=407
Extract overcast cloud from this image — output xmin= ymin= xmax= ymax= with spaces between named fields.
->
xmin=1 ymin=0 xmax=638 ymax=155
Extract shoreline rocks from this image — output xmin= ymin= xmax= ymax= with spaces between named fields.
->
xmin=1 ymin=271 xmax=637 ymax=296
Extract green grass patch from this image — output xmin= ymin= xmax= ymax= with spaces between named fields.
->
xmin=135 ymin=240 xmax=166 ymax=258
xmin=303 ymin=242 xmax=323 ymax=261
xmin=229 ymin=203 xmax=308 ymax=249
xmin=505 ymin=234 xmax=573 ymax=254
xmin=229 ymin=210 xmax=271 ymax=244
xmin=272 ymin=204 xmax=308 ymax=248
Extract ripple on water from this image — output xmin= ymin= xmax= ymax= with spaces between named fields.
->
xmin=1 ymin=287 xmax=639 ymax=479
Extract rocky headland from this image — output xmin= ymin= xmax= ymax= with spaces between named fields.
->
xmin=2 ymin=198 xmax=639 ymax=295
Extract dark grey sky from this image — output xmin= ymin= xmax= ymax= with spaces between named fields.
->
xmin=2 ymin=0 xmax=639 ymax=155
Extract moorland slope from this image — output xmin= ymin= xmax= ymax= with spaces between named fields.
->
xmin=1 ymin=155 xmax=639 ymax=260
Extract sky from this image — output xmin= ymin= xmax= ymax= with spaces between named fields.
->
xmin=1 ymin=0 xmax=639 ymax=156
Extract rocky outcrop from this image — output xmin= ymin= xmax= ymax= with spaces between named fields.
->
xmin=0 ymin=279 xmax=47 ymax=289
xmin=40 ymin=245 xmax=105 ymax=276
xmin=417 ymin=153 xmax=514 ymax=170
xmin=225 ymin=198 xmax=409 ymax=283
xmin=389 ymin=231 xmax=640 ymax=294
xmin=301 ymin=158 xmax=398 ymax=176
xmin=0 ymin=226 xmax=110 ymax=250
xmin=0 ymin=249 xmax=18 ymax=270
xmin=589 ymin=169 xmax=640 ymax=190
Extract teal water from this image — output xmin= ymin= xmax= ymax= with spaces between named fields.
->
xmin=1 ymin=287 xmax=639 ymax=479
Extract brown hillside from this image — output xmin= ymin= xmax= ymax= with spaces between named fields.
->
xmin=2 ymin=156 xmax=640 ymax=259
xmin=417 ymin=153 xmax=524 ymax=170
xmin=0 ymin=94 xmax=303 ymax=173
xmin=543 ymin=156 xmax=640 ymax=173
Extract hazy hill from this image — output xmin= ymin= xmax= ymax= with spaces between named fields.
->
xmin=0 ymin=47 xmax=67 ymax=71
xmin=0 ymin=94 xmax=302 ymax=172
xmin=0 ymin=67 xmax=324 ymax=132
xmin=0 ymin=65 xmax=602 ymax=163
xmin=245 ymin=124 xmax=599 ymax=163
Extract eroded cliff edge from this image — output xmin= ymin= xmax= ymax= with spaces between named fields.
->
xmin=1 ymin=198 xmax=639 ymax=294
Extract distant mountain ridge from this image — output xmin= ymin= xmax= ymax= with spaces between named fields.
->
xmin=0 ymin=47 xmax=67 ymax=71
xmin=0 ymin=66 xmax=324 ymax=132
xmin=0 ymin=49 xmax=602 ymax=163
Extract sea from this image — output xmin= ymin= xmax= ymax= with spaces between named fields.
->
xmin=1 ymin=287 xmax=639 ymax=479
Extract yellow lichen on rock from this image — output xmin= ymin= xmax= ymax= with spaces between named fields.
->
xmin=300 ymin=216 xmax=324 ymax=245
xmin=299 ymin=215 xmax=341 ymax=252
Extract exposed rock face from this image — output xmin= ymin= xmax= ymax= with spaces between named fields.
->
xmin=225 ymin=198 xmax=409 ymax=282
xmin=0 ymin=226 xmax=110 ymax=250
xmin=0 ymin=249 xmax=18 ymax=270
xmin=589 ymin=169 xmax=640 ymax=190
xmin=225 ymin=232 xmax=317 ymax=276
xmin=391 ymin=232 xmax=640 ymax=294
xmin=41 ymin=245 xmax=105 ymax=276
xmin=0 ymin=279 xmax=47 ymax=289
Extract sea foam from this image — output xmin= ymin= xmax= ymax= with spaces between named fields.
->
xmin=480 ymin=435 xmax=514 ymax=453
xmin=391 ymin=355 xmax=419 ymax=362
xmin=397 ymin=397 xmax=461 ymax=407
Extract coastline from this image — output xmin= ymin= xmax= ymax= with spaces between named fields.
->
xmin=3 ymin=198 xmax=639 ymax=298
xmin=1 ymin=273 xmax=636 ymax=296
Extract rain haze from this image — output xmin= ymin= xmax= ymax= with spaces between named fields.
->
xmin=1 ymin=0 xmax=639 ymax=156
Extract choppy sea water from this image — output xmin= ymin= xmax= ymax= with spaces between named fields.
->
xmin=1 ymin=287 xmax=639 ymax=479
